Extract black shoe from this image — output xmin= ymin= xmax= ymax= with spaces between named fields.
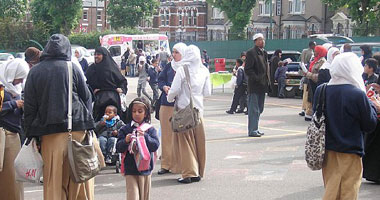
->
xmin=158 ymin=168 xmax=170 ymax=175
xmin=191 ymin=176 xmax=201 ymax=182
xmin=226 ymin=110 xmax=234 ymax=114
xmin=299 ymin=111 xmax=305 ymax=116
xmin=177 ymin=177 xmax=192 ymax=184
xmin=248 ymin=133 xmax=261 ymax=137
xmin=305 ymin=117 xmax=312 ymax=121
xmin=235 ymin=110 xmax=244 ymax=113
xmin=244 ymin=111 xmax=248 ymax=115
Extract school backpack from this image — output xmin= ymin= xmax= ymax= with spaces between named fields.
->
xmin=305 ymin=83 xmax=327 ymax=170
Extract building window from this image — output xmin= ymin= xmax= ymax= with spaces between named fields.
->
xmin=97 ymin=11 xmax=101 ymax=20
xmin=83 ymin=11 xmax=88 ymax=20
xmin=289 ymin=0 xmax=305 ymax=14
xmin=259 ymin=1 xmax=272 ymax=16
xmin=165 ymin=10 xmax=169 ymax=26
xmin=193 ymin=10 xmax=197 ymax=26
xmin=212 ymin=7 xmax=224 ymax=19
xmin=160 ymin=10 xmax=165 ymax=26
xmin=179 ymin=10 xmax=183 ymax=26
xmin=188 ymin=10 xmax=192 ymax=26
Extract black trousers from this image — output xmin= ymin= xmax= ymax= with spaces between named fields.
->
xmin=229 ymin=85 xmax=247 ymax=112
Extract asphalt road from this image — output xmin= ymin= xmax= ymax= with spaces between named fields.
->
xmin=24 ymin=78 xmax=380 ymax=200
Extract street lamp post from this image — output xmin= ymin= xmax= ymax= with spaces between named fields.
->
xmin=269 ymin=0 xmax=273 ymax=39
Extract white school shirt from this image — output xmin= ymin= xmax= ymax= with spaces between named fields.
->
xmin=167 ymin=65 xmax=211 ymax=116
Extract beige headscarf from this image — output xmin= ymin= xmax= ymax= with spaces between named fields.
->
xmin=328 ymin=52 xmax=366 ymax=92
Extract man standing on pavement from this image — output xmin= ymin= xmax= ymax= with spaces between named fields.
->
xmin=244 ymin=33 xmax=270 ymax=137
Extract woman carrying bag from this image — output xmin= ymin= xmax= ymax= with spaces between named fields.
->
xmin=167 ymin=45 xmax=211 ymax=184
xmin=0 ymin=58 xmax=29 ymax=200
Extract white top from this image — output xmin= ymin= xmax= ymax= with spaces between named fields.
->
xmin=167 ymin=65 xmax=211 ymax=116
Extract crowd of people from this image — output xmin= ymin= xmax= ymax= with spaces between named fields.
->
xmin=0 ymin=34 xmax=211 ymax=200
xmin=1 ymin=31 xmax=380 ymax=200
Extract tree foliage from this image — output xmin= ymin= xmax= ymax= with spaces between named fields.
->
xmin=107 ymin=0 xmax=159 ymax=29
xmin=0 ymin=18 xmax=50 ymax=52
xmin=322 ymin=0 xmax=380 ymax=36
xmin=31 ymin=0 xmax=82 ymax=35
xmin=0 ymin=0 xmax=27 ymax=20
xmin=207 ymin=0 xmax=257 ymax=40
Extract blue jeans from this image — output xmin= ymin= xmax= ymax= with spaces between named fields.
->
xmin=130 ymin=64 xmax=135 ymax=77
xmin=248 ymin=92 xmax=265 ymax=135
xmin=98 ymin=136 xmax=117 ymax=159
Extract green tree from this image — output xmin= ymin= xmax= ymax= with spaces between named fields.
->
xmin=31 ymin=0 xmax=82 ymax=35
xmin=322 ymin=0 xmax=380 ymax=36
xmin=107 ymin=0 xmax=159 ymax=29
xmin=207 ymin=0 xmax=257 ymax=40
xmin=0 ymin=0 xmax=27 ymax=20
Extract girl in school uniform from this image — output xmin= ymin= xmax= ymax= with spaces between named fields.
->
xmin=116 ymin=98 xmax=160 ymax=200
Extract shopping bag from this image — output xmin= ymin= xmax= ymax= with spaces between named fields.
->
xmin=14 ymin=138 xmax=43 ymax=183
xmin=0 ymin=129 xmax=5 ymax=172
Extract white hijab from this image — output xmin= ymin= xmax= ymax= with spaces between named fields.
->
xmin=171 ymin=42 xmax=187 ymax=71
xmin=328 ymin=52 xmax=366 ymax=92
xmin=75 ymin=48 xmax=84 ymax=62
xmin=181 ymin=45 xmax=203 ymax=71
xmin=0 ymin=58 xmax=29 ymax=96
xmin=320 ymin=47 xmax=340 ymax=70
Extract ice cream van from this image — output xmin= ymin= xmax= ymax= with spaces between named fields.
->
xmin=100 ymin=34 xmax=170 ymax=68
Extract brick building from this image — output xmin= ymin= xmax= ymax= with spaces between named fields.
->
xmin=147 ymin=0 xmax=208 ymax=42
xmin=75 ymin=0 xmax=110 ymax=33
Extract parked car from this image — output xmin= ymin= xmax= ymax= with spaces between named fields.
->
xmin=15 ymin=52 xmax=25 ymax=59
xmin=268 ymin=50 xmax=302 ymax=98
xmin=309 ymin=34 xmax=354 ymax=45
xmin=71 ymin=45 xmax=94 ymax=65
xmin=0 ymin=53 xmax=15 ymax=65
xmin=336 ymin=42 xmax=380 ymax=57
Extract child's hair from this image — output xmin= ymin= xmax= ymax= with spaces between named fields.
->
xmin=151 ymin=58 xmax=158 ymax=64
xmin=278 ymin=61 xmax=284 ymax=67
xmin=105 ymin=105 xmax=118 ymax=113
xmin=236 ymin=58 xmax=243 ymax=66
xmin=365 ymin=58 xmax=378 ymax=72
xmin=127 ymin=97 xmax=151 ymax=123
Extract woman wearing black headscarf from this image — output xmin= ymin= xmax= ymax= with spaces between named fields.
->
xmin=360 ymin=45 xmax=373 ymax=66
xmin=86 ymin=47 xmax=128 ymax=121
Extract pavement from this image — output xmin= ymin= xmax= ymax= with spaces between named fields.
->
xmin=24 ymin=77 xmax=380 ymax=200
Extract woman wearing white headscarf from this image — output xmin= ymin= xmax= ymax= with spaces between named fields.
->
xmin=167 ymin=45 xmax=211 ymax=183
xmin=0 ymin=58 xmax=29 ymax=200
xmin=157 ymin=43 xmax=187 ymax=175
xmin=75 ymin=48 xmax=89 ymax=73
xmin=313 ymin=52 xmax=377 ymax=200
xmin=317 ymin=47 xmax=340 ymax=86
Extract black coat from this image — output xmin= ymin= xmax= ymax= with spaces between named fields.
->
xmin=245 ymin=46 xmax=270 ymax=93
xmin=24 ymin=34 xmax=95 ymax=137
xmin=363 ymin=121 xmax=380 ymax=182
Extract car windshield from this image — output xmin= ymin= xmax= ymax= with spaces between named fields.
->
xmin=0 ymin=54 xmax=10 ymax=61
xmin=326 ymin=36 xmax=352 ymax=44
xmin=281 ymin=54 xmax=301 ymax=62
xmin=350 ymin=45 xmax=380 ymax=57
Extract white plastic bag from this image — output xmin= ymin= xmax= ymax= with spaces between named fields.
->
xmin=227 ymin=76 xmax=237 ymax=89
xmin=120 ymin=93 xmax=128 ymax=112
xmin=14 ymin=138 xmax=43 ymax=183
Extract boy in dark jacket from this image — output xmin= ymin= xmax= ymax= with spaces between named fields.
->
xmin=275 ymin=61 xmax=288 ymax=98
xmin=95 ymin=105 xmax=125 ymax=163
xmin=363 ymin=58 xmax=379 ymax=89
xmin=226 ymin=59 xmax=247 ymax=114
xmin=147 ymin=59 xmax=161 ymax=106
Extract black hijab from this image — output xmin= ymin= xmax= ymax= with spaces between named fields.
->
xmin=86 ymin=47 xmax=126 ymax=90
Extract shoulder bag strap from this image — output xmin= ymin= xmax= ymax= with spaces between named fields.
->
xmin=183 ymin=65 xmax=195 ymax=109
xmin=316 ymin=83 xmax=327 ymax=117
xmin=67 ymin=61 xmax=73 ymax=133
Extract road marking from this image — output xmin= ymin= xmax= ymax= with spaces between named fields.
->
xmin=25 ymin=190 xmax=43 ymax=193
xmin=204 ymin=119 xmax=305 ymax=134
xmin=205 ymin=97 xmax=302 ymax=109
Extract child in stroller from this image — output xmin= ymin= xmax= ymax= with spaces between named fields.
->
xmin=95 ymin=105 xmax=125 ymax=167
